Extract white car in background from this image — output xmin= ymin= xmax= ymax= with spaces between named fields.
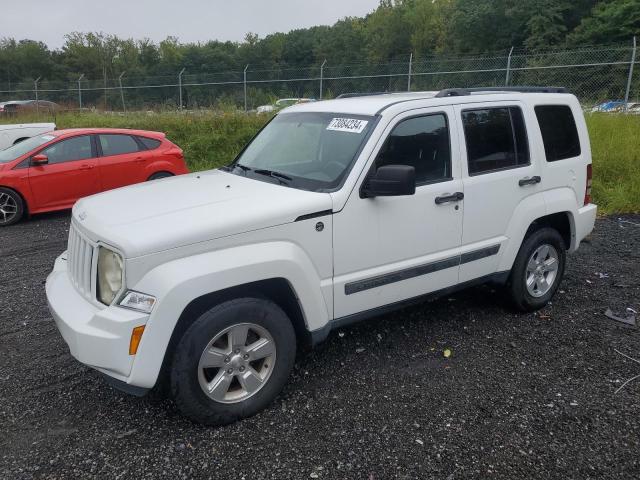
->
xmin=0 ymin=123 xmax=56 ymax=150
xmin=256 ymin=98 xmax=315 ymax=114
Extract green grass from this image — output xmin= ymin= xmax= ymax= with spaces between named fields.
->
xmin=586 ymin=113 xmax=640 ymax=214
xmin=3 ymin=111 xmax=639 ymax=213
xmin=7 ymin=111 xmax=270 ymax=172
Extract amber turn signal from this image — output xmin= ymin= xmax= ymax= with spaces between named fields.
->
xmin=129 ymin=325 xmax=146 ymax=355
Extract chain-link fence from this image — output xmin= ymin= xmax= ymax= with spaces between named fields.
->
xmin=0 ymin=40 xmax=637 ymax=113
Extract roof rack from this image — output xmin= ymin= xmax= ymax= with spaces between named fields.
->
xmin=435 ymin=86 xmax=568 ymax=97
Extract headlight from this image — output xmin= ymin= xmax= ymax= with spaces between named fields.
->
xmin=119 ymin=291 xmax=156 ymax=313
xmin=97 ymin=247 xmax=123 ymax=305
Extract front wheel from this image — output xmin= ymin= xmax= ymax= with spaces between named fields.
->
xmin=508 ymin=227 xmax=566 ymax=312
xmin=170 ymin=298 xmax=296 ymax=426
xmin=0 ymin=188 xmax=24 ymax=227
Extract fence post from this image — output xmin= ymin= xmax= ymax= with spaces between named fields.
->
xmin=119 ymin=71 xmax=126 ymax=113
xmin=77 ymin=74 xmax=84 ymax=110
xmin=505 ymin=47 xmax=514 ymax=86
xmin=319 ymin=59 xmax=327 ymax=100
xmin=407 ymin=53 xmax=413 ymax=91
xmin=244 ymin=64 xmax=249 ymax=112
xmin=624 ymin=36 xmax=637 ymax=112
xmin=34 ymin=77 xmax=41 ymax=117
xmin=178 ymin=68 xmax=186 ymax=110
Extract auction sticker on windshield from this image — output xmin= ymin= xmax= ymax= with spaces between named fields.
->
xmin=327 ymin=118 xmax=369 ymax=134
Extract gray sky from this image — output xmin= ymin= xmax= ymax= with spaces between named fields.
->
xmin=3 ymin=0 xmax=381 ymax=49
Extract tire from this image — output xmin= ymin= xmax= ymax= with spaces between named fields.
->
xmin=0 ymin=187 xmax=25 ymax=227
xmin=147 ymin=172 xmax=173 ymax=181
xmin=170 ymin=297 xmax=296 ymax=426
xmin=508 ymin=227 xmax=566 ymax=312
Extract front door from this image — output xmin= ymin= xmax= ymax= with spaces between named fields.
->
xmin=333 ymin=106 xmax=464 ymax=319
xmin=28 ymin=135 xmax=101 ymax=210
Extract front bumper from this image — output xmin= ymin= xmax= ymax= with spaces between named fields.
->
xmin=46 ymin=253 xmax=150 ymax=385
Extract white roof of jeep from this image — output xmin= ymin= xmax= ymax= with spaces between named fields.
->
xmin=285 ymin=88 xmax=575 ymax=116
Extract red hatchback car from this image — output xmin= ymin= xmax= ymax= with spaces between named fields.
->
xmin=0 ymin=128 xmax=188 ymax=226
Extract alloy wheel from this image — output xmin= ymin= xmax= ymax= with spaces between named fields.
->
xmin=525 ymin=244 xmax=559 ymax=297
xmin=0 ymin=192 xmax=18 ymax=225
xmin=197 ymin=322 xmax=277 ymax=404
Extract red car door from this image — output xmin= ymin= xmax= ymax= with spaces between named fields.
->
xmin=97 ymin=134 xmax=148 ymax=190
xmin=28 ymin=135 xmax=101 ymax=210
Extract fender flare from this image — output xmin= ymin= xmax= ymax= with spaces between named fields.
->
xmin=497 ymin=189 xmax=576 ymax=272
xmin=127 ymin=241 xmax=330 ymax=388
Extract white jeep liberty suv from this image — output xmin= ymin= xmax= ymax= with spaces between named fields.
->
xmin=46 ymin=87 xmax=597 ymax=425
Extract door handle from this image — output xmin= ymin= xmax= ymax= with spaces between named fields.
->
xmin=435 ymin=192 xmax=464 ymax=205
xmin=79 ymin=164 xmax=95 ymax=170
xmin=519 ymin=175 xmax=541 ymax=187
xmin=134 ymin=156 xmax=144 ymax=162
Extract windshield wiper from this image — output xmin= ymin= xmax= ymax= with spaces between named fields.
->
xmin=253 ymin=169 xmax=293 ymax=183
xmin=232 ymin=163 xmax=252 ymax=172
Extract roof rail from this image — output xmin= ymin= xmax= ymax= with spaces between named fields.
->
xmin=435 ymin=86 xmax=569 ymax=97
xmin=336 ymin=92 xmax=389 ymax=99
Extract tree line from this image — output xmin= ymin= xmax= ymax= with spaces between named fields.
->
xmin=0 ymin=0 xmax=637 ymax=108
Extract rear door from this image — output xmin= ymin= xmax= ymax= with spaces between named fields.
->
xmin=97 ymin=134 xmax=148 ymax=190
xmin=28 ymin=135 xmax=101 ymax=210
xmin=454 ymin=101 xmax=542 ymax=282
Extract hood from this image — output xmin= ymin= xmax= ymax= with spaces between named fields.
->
xmin=73 ymin=170 xmax=333 ymax=257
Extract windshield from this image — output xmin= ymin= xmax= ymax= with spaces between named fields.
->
xmin=228 ymin=112 xmax=375 ymax=191
xmin=0 ymin=134 xmax=55 ymax=163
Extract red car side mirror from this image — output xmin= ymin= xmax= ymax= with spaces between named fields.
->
xmin=32 ymin=154 xmax=49 ymax=165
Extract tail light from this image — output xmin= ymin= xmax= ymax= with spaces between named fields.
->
xmin=584 ymin=164 xmax=592 ymax=205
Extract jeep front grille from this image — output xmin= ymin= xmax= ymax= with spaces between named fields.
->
xmin=67 ymin=223 xmax=95 ymax=301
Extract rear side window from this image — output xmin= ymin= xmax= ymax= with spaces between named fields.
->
xmin=375 ymin=113 xmax=451 ymax=185
xmin=462 ymin=107 xmax=529 ymax=175
xmin=138 ymin=136 xmax=161 ymax=150
xmin=534 ymin=105 xmax=581 ymax=161
xmin=99 ymin=135 xmax=141 ymax=156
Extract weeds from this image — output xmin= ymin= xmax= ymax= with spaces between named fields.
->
xmin=2 ymin=110 xmax=638 ymax=214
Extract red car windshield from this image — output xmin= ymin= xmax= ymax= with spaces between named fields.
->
xmin=0 ymin=134 xmax=56 ymax=163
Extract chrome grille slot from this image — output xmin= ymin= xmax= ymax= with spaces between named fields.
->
xmin=67 ymin=223 xmax=95 ymax=301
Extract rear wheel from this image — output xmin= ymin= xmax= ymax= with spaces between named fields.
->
xmin=170 ymin=297 xmax=296 ymax=426
xmin=0 ymin=188 xmax=24 ymax=227
xmin=508 ymin=227 xmax=566 ymax=311
xmin=147 ymin=172 xmax=173 ymax=181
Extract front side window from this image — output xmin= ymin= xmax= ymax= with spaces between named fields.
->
xmin=0 ymin=134 xmax=55 ymax=164
xmin=535 ymin=105 xmax=581 ymax=161
xmin=41 ymin=136 xmax=93 ymax=164
xmin=228 ymin=112 xmax=375 ymax=191
xmin=462 ymin=107 xmax=529 ymax=175
xmin=99 ymin=135 xmax=141 ymax=156
xmin=375 ymin=113 xmax=451 ymax=185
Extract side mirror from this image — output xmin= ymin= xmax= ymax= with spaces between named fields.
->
xmin=32 ymin=154 xmax=48 ymax=165
xmin=362 ymin=165 xmax=416 ymax=198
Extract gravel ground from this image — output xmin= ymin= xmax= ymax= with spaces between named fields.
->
xmin=1 ymin=213 xmax=639 ymax=480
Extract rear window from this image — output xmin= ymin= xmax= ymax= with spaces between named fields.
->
xmin=99 ymin=134 xmax=141 ymax=156
xmin=462 ymin=106 xmax=530 ymax=175
xmin=138 ymin=136 xmax=161 ymax=150
xmin=534 ymin=105 xmax=581 ymax=161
